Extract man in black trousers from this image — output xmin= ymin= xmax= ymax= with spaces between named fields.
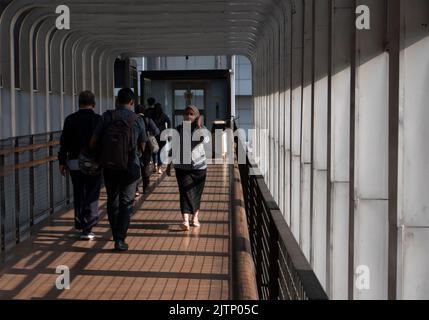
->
xmin=58 ymin=91 xmax=102 ymax=240
xmin=91 ymin=88 xmax=148 ymax=251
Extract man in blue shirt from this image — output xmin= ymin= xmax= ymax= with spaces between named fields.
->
xmin=91 ymin=88 xmax=147 ymax=251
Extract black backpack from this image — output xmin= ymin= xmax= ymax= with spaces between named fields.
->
xmin=99 ymin=110 xmax=138 ymax=171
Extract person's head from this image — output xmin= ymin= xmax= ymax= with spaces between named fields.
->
xmin=184 ymin=105 xmax=201 ymax=128
xmin=117 ymin=88 xmax=135 ymax=109
xmin=154 ymin=103 xmax=163 ymax=116
xmin=147 ymin=97 xmax=156 ymax=107
xmin=135 ymin=104 xmax=145 ymax=115
xmin=79 ymin=90 xmax=96 ymax=109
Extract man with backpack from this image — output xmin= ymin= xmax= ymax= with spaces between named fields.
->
xmin=90 ymin=88 xmax=148 ymax=251
xmin=58 ymin=91 xmax=102 ymax=240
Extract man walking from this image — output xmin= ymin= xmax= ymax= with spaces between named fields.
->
xmin=145 ymin=97 xmax=156 ymax=119
xmin=91 ymin=88 xmax=148 ymax=251
xmin=58 ymin=91 xmax=102 ymax=240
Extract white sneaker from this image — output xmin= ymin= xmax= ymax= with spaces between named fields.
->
xmin=191 ymin=215 xmax=201 ymax=227
xmin=181 ymin=221 xmax=190 ymax=231
xmin=80 ymin=232 xmax=95 ymax=240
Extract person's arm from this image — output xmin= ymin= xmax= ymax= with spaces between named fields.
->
xmin=89 ymin=135 xmax=98 ymax=151
xmin=58 ymin=117 xmax=71 ymax=176
xmin=89 ymin=112 xmax=105 ymax=150
xmin=137 ymin=117 xmax=148 ymax=156
xmin=149 ymin=118 xmax=160 ymax=136
xmin=165 ymin=115 xmax=171 ymax=129
xmin=139 ymin=142 xmax=146 ymax=156
xmin=196 ymin=116 xmax=203 ymax=129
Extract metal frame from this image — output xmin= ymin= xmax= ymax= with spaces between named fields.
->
xmin=0 ymin=130 xmax=72 ymax=257
xmin=235 ymin=127 xmax=328 ymax=300
xmin=1 ymin=0 xmax=429 ymax=300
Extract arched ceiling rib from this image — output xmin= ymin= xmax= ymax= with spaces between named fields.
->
xmin=3 ymin=0 xmax=289 ymax=58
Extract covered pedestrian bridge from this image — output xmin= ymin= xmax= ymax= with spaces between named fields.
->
xmin=1 ymin=0 xmax=429 ymax=300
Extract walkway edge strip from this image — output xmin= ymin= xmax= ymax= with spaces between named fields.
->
xmin=231 ymin=160 xmax=259 ymax=300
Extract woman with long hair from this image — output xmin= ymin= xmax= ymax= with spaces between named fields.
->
xmin=152 ymin=103 xmax=171 ymax=174
xmin=135 ymin=104 xmax=160 ymax=195
xmin=166 ymin=105 xmax=208 ymax=231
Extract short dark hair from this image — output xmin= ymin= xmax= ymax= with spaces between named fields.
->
xmin=147 ymin=97 xmax=156 ymax=106
xmin=117 ymin=88 xmax=135 ymax=105
xmin=135 ymin=104 xmax=145 ymax=114
xmin=79 ymin=90 xmax=95 ymax=107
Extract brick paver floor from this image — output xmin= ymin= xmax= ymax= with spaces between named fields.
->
xmin=0 ymin=164 xmax=231 ymax=300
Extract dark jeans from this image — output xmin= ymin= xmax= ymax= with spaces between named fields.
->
xmin=140 ymin=165 xmax=151 ymax=193
xmin=69 ymin=170 xmax=101 ymax=232
xmin=140 ymin=149 xmax=153 ymax=193
xmin=152 ymin=140 xmax=166 ymax=166
xmin=104 ymin=169 xmax=139 ymax=242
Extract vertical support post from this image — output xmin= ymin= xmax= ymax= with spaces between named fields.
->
xmin=49 ymin=132 xmax=54 ymax=215
xmin=325 ymin=0 xmax=333 ymax=297
xmin=387 ymin=0 xmax=400 ymax=300
xmin=14 ymin=137 xmax=20 ymax=243
xmin=66 ymin=171 xmax=71 ymax=205
xmin=230 ymin=55 xmax=236 ymax=121
xmin=255 ymin=177 xmax=264 ymax=297
xmin=269 ymin=212 xmax=280 ymax=300
xmin=328 ymin=0 xmax=354 ymax=299
xmin=29 ymin=135 xmax=35 ymax=226
xmin=300 ymin=0 xmax=315 ymax=262
xmin=311 ymin=0 xmax=330 ymax=290
xmin=352 ymin=0 xmax=389 ymax=299
xmin=396 ymin=0 xmax=429 ymax=300
xmin=0 ymin=152 xmax=5 ymax=252
xmin=348 ymin=0 xmax=357 ymax=299
xmin=309 ymin=0 xmax=316 ymax=268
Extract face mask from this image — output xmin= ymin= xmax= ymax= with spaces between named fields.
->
xmin=184 ymin=114 xmax=196 ymax=122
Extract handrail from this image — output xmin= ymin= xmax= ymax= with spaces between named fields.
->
xmin=0 ymin=156 xmax=58 ymax=177
xmin=0 ymin=141 xmax=60 ymax=156
xmin=234 ymin=123 xmax=328 ymax=300
xmin=0 ymin=132 xmax=61 ymax=176
xmin=231 ymin=155 xmax=259 ymax=300
xmin=0 ymin=131 xmax=62 ymax=143
xmin=0 ymin=131 xmax=71 ymax=254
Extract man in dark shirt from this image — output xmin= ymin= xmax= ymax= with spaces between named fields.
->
xmin=58 ymin=91 xmax=102 ymax=240
xmin=135 ymin=104 xmax=160 ymax=195
xmin=91 ymin=88 xmax=148 ymax=251
xmin=145 ymin=97 xmax=156 ymax=120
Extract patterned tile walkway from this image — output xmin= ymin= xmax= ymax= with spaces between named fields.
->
xmin=0 ymin=164 xmax=231 ymax=300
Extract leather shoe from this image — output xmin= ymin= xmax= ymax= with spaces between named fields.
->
xmin=114 ymin=240 xmax=129 ymax=252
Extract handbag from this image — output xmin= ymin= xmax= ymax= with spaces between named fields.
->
xmin=142 ymin=116 xmax=160 ymax=154
xmin=78 ymin=150 xmax=101 ymax=176
xmin=147 ymin=134 xmax=160 ymax=154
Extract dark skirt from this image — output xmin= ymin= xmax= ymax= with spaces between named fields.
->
xmin=175 ymin=168 xmax=207 ymax=215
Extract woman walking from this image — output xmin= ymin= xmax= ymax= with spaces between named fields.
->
xmin=166 ymin=105 xmax=208 ymax=231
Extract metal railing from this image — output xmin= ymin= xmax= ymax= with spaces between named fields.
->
xmin=0 ymin=131 xmax=72 ymax=255
xmin=234 ymin=131 xmax=328 ymax=300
